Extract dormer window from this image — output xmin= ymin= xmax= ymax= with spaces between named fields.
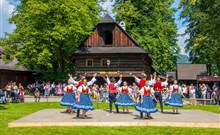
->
xmin=104 ymin=30 xmax=112 ymax=45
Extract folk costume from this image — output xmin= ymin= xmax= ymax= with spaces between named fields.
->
xmin=153 ymin=80 xmax=168 ymax=112
xmin=164 ymin=84 xmax=183 ymax=107
xmin=60 ymin=84 xmax=77 ymax=106
xmin=115 ymin=86 xmax=135 ymax=107
xmin=135 ymin=86 xmax=158 ymax=118
xmin=106 ymin=77 xmax=122 ymax=113
xmin=73 ymin=84 xmax=94 ymax=111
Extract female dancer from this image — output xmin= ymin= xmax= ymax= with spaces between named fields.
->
xmin=135 ymin=81 xmax=158 ymax=119
xmin=60 ymin=80 xmax=77 ymax=114
xmin=115 ymin=81 xmax=135 ymax=113
xmin=73 ymin=75 xmax=97 ymax=118
xmin=164 ymin=80 xmax=186 ymax=114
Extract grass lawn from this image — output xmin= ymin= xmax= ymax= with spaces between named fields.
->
xmin=0 ymin=102 xmax=219 ymax=135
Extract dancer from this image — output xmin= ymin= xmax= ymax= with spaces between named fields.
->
xmin=132 ymin=73 xmax=155 ymax=117
xmin=104 ymin=74 xmax=122 ymax=113
xmin=60 ymin=80 xmax=77 ymax=114
xmin=115 ymin=81 xmax=135 ymax=112
xmin=44 ymin=82 xmax=50 ymax=102
xmin=164 ymin=80 xmax=186 ymax=114
xmin=68 ymin=73 xmax=97 ymax=117
xmin=135 ymin=81 xmax=158 ymax=119
xmin=153 ymin=72 xmax=168 ymax=113
xmin=73 ymin=78 xmax=95 ymax=119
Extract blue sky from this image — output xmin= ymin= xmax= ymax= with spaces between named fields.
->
xmin=0 ymin=0 xmax=188 ymax=54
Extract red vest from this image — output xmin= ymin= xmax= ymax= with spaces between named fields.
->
xmin=77 ymin=81 xmax=83 ymax=88
xmin=81 ymin=85 xmax=88 ymax=94
xmin=154 ymin=81 xmax=163 ymax=92
xmin=143 ymin=87 xmax=151 ymax=96
xmin=139 ymin=79 xmax=146 ymax=89
xmin=67 ymin=86 xmax=73 ymax=93
xmin=121 ymin=87 xmax=129 ymax=94
xmin=172 ymin=86 xmax=179 ymax=93
xmin=109 ymin=83 xmax=117 ymax=93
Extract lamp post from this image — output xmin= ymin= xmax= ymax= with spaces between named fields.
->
xmin=107 ymin=60 xmax=111 ymax=74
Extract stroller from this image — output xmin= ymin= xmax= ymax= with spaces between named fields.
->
xmin=0 ymin=89 xmax=7 ymax=104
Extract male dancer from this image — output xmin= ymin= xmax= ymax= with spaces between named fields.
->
xmin=153 ymin=72 xmax=168 ymax=113
xmin=68 ymin=73 xmax=97 ymax=117
xmin=104 ymin=74 xmax=122 ymax=113
xmin=132 ymin=73 xmax=155 ymax=118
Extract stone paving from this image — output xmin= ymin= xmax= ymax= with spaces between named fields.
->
xmin=9 ymin=109 xmax=220 ymax=128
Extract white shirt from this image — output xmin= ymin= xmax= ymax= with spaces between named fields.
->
xmin=134 ymin=77 xmax=156 ymax=86
xmin=64 ymin=84 xmax=77 ymax=93
xmin=106 ymin=77 xmax=122 ymax=87
xmin=69 ymin=77 xmax=96 ymax=86
xmin=118 ymin=86 xmax=132 ymax=94
xmin=170 ymin=84 xmax=181 ymax=92
xmin=77 ymin=84 xmax=92 ymax=94
xmin=139 ymin=86 xmax=155 ymax=96
xmin=182 ymin=87 xmax=187 ymax=93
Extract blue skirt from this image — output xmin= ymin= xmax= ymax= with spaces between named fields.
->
xmin=115 ymin=93 xmax=135 ymax=106
xmin=72 ymin=94 xmax=94 ymax=110
xmin=135 ymin=96 xmax=158 ymax=114
xmin=164 ymin=93 xmax=183 ymax=107
xmin=60 ymin=92 xmax=76 ymax=106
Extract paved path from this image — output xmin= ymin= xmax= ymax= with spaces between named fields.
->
xmin=9 ymin=109 xmax=220 ymax=128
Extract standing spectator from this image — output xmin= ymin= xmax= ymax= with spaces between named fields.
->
xmin=44 ymin=82 xmax=50 ymax=101
xmin=56 ymin=83 xmax=63 ymax=96
xmin=99 ymin=85 xmax=104 ymax=101
xmin=131 ymin=82 xmax=139 ymax=102
xmin=50 ymin=82 xmax=56 ymax=96
xmin=102 ymin=84 xmax=108 ymax=102
xmin=18 ymin=83 xmax=25 ymax=102
xmin=182 ymin=84 xmax=187 ymax=98
xmin=211 ymin=88 xmax=219 ymax=105
xmin=189 ymin=84 xmax=196 ymax=105
xmin=5 ymin=82 xmax=12 ymax=98
xmin=34 ymin=88 xmax=40 ymax=102
xmin=201 ymin=84 xmax=207 ymax=105
xmin=206 ymin=85 xmax=212 ymax=99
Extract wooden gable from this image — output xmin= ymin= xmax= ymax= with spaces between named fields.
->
xmin=82 ymin=14 xmax=138 ymax=47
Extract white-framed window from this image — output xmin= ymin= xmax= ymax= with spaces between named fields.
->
xmin=86 ymin=59 xmax=93 ymax=67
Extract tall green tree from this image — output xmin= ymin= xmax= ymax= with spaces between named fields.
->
xmin=2 ymin=0 xmax=101 ymax=81
xmin=179 ymin=0 xmax=220 ymax=75
xmin=114 ymin=0 xmax=180 ymax=72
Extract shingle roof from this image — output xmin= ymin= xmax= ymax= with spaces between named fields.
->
xmin=0 ymin=58 xmax=30 ymax=71
xmin=100 ymin=14 xmax=116 ymax=24
xmin=177 ymin=64 xmax=207 ymax=80
xmin=74 ymin=47 xmax=147 ymax=54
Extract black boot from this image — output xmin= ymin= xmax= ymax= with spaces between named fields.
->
xmin=109 ymin=102 xmax=113 ymax=113
xmin=160 ymin=105 xmax=163 ymax=113
xmin=115 ymin=105 xmax=119 ymax=113
xmin=77 ymin=109 xmax=80 ymax=117
xmin=140 ymin=112 xmax=143 ymax=118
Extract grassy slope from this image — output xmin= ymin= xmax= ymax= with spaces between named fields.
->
xmin=0 ymin=102 xmax=219 ymax=135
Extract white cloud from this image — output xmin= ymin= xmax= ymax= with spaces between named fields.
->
xmin=177 ymin=27 xmax=189 ymax=55
xmin=0 ymin=0 xmax=16 ymax=37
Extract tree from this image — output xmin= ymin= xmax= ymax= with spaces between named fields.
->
xmin=179 ymin=0 xmax=220 ymax=75
xmin=2 ymin=0 xmax=101 ymax=81
xmin=114 ymin=0 xmax=180 ymax=72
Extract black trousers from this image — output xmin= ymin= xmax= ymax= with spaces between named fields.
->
xmin=154 ymin=92 xmax=163 ymax=112
xmin=109 ymin=93 xmax=119 ymax=113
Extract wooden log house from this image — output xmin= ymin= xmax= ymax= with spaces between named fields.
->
xmin=71 ymin=14 xmax=155 ymax=83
